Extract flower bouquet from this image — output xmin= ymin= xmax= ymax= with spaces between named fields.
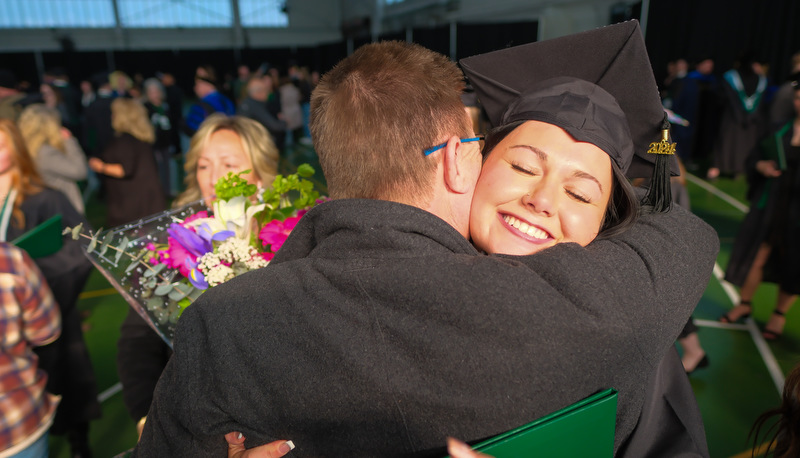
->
xmin=66 ymin=164 xmax=322 ymax=346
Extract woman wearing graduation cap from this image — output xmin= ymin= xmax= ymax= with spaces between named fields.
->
xmin=222 ymin=21 xmax=710 ymax=457
xmin=459 ymin=20 xmax=707 ymax=458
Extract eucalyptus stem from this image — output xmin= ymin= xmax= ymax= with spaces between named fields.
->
xmin=77 ymin=232 xmax=174 ymax=284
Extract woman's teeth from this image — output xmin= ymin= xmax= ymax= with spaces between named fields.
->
xmin=503 ymin=215 xmax=548 ymax=240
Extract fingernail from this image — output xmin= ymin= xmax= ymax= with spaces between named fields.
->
xmin=279 ymin=440 xmax=295 ymax=453
xmin=236 ymin=432 xmax=243 ymax=440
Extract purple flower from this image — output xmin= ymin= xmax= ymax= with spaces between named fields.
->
xmin=167 ymin=223 xmax=212 ymax=258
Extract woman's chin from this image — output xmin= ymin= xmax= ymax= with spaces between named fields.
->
xmin=471 ymin=237 xmax=551 ymax=256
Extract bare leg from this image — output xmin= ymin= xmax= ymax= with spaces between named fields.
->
xmin=763 ymin=289 xmax=798 ymax=340
xmin=722 ymin=243 xmax=772 ymax=322
xmin=679 ymin=332 xmax=708 ymax=373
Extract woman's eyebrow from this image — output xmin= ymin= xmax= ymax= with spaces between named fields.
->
xmin=509 ymin=144 xmax=547 ymax=162
xmin=510 ymin=144 xmax=604 ymax=193
xmin=571 ymin=170 xmax=604 ymax=193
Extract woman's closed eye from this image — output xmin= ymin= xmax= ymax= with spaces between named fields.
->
xmin=510 ymin=161 xmax=540 ymax=176
xmin=566 ymin=188 xmax=591 ymax=203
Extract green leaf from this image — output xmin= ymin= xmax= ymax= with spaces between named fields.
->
xmin=124 ymin=250 xmax=146 ymax=274
xmin=143 ymin=261 xmax=165 ymax=278
xmin=114 ymin=236 xmax=129 ymax=264
xmin=98 ymin=232 xmax=114 ymax=256
xmin=188 ymin=287 xmax=205 ymax=301
xmin=71 ymin=223 xmax=83 ymax=240
xmin=146 ymin=278 xmax=157 ymax=289
xmin=154 ymin=283 xmax=173 ymax=296
xmin=296 ymin=163 xmax=315 ymax=178
xmin=62 ymin=227 xmax=72 ymax=236
xmin=146 ymin=297 xmax=162 ymax=311
xmin=215 ymin=170 xmax=259 ymax=200
xmin=87 ymin=230 xmax=100 ymax=253
xmin=168 ymin=283 xmax=193 ymax=301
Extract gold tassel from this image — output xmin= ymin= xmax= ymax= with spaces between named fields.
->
xmin=642 ymin=114 xmax=675 ymax=213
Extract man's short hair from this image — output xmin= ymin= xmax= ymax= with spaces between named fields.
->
xmin=310 ymin=41 xmax=470 ymax=203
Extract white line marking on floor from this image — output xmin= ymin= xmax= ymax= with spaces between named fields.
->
xmin=688 ymin=176 xmax=785 ymax=394
xmin=686 ymin=173 xmax=749 ymax=213
xmin=98 ymin=381 xmax=122 ymax=403
xmin=694 ymin=318 xmax=748 ymax=330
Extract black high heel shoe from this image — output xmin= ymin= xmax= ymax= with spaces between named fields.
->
xmin=762 ymin=309 xmax=786 ymax=341
xmin=685 ymin=354 xmax=710 ymax=376
xmin=720 ymin=300 xmax=752 ymax=324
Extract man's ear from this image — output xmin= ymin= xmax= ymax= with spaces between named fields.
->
xmin=442 ymin=136 xmax=477 ymax=194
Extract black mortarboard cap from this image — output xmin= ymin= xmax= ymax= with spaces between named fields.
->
xmin=460 ymin=20 xmax=679 ymax=185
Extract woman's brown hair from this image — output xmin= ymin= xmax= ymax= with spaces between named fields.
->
xmin=0 ymin=119 xmax=44 ymax=227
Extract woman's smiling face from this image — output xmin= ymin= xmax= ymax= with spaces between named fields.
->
xmin=197 ymin=129 xmax=259 ymax=206
xmin=469 ymin=120 xmax=613 ymax=256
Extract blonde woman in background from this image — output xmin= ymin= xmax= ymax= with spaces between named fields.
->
xmin=89 ymin=97 xmax=166 ymax=226
xmin=117 ymin=114 xmax=279 ymax=440
xmin=18 ymin=104 xmax=88 ymax=213
xmin=174 ymin=113 xmax=279 ymax=207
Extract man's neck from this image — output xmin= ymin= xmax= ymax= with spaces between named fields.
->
xmin=418 ymin=189 xmax=470 ymax=240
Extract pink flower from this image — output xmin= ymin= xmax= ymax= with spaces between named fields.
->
xmin=184 ymin=211 xmax=209 ymax=225
xmin=259 ymin=215 xmax=303 ymax=253
xmin=161 ymin=236 xmax=198 ymax=278
xmin=260 ymin=252 xmax=274 ymax=262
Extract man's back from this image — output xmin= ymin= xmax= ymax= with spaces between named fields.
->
xmin=138 ymin=199 xmax=718 ymax=457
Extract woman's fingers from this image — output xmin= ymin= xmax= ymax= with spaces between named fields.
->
xmin=446 ymin=437 xmax=493 ymax=458
xmin=225 ymin=432 xmax=295 ymax=458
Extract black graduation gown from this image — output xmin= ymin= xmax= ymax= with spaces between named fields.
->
xmin=711 ymin=71 xmax=767 ymax=175
xmin=725 ymin=123 xmax=800 ymax=294
xmin=135 ymin=199 xmax=718 ymax=457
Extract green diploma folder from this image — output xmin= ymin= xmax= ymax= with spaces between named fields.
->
xmin=760 ymin=123 xmax=790 ymax=171
xmin=449 ymin=389 xmax=618 ymax=457
xmin=11 ymin=214 xmax=63 ymax=259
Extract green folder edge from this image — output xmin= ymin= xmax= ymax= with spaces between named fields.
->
xmin=760 ymin=123 xmax=790 ymax=171
xmin=446 ymin=388 xmax=618 ymax=458
xmin=11 ymin=214 xmax=63 ymax=259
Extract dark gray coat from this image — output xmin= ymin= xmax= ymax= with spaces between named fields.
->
xmin=135 ymin=199 xmax=719 ymax=457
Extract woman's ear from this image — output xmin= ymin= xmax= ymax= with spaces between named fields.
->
xmin=442 ymin=136 xmax=481 ymax=195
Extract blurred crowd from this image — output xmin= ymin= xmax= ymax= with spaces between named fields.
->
xmin=0 ymin=59 xmax=314 ymax=458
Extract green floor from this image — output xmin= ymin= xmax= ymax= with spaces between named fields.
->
xmin=50 ymin=153 xmax=799 ymax=457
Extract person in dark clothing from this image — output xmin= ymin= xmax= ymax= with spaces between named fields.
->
xmin=183 ymin=65 xmax=235 ymax=136
xmin=88 ymin=98 xmax=166 ymax=227
xmin=82 ymin=72 xmax=116 ymax=158
xmin=118 ymin=114 xmax=279 ymax=438
xmin=136 ymin=31 xmax=717 ymax=457
xmin=158 ymin=72 xmax=184 ymax=155
xmin=708 ymin=52 xmax=768 ymax=179
xmin=721 ymin=82 xmax=800 ymax=340
xmin=237 ymin=77 xmax=287 ymax=150
xmin=143 ymin=78 xmax=177 ymax=197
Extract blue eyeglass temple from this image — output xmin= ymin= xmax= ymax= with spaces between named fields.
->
xmin=423 ymin=137 xmax=483 ymax=156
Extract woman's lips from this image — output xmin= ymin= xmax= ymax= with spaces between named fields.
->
xmin=500 ymin=213 xmax=552 ymax=243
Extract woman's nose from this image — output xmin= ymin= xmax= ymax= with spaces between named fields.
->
xmin=209 ymin=167 xmax=223 ymax=190
xmin=523 ymin=183 xmax=556 ymax=216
